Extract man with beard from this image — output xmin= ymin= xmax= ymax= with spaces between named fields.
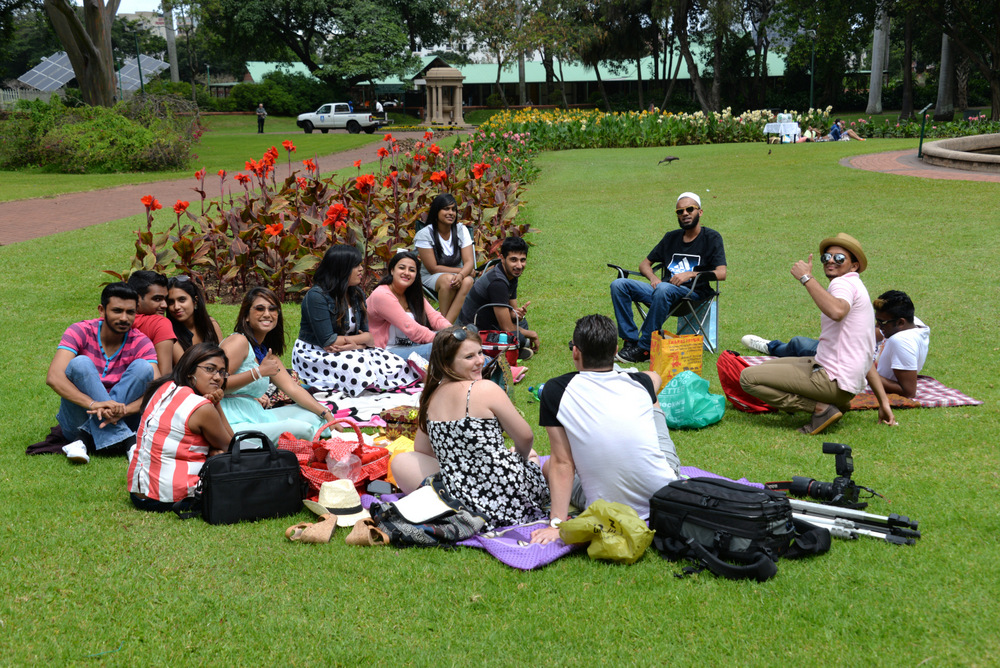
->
xmin=739 ymin=234 xmax=896 ymax=434
xmin=46 ymin=283 xmax=157 ymax=463
xmin=611 ymin=192 xmax=727 ymax=363
xmin=458 ymin=235 xmax=540 ymax=359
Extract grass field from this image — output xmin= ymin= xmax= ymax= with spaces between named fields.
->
xmin=2 ymin=138 xmax=998 ymax=664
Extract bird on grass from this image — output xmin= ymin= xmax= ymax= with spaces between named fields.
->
xmin=658 ymin=156 xmax=680 ymax=165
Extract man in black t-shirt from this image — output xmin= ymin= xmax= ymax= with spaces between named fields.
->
xmin=458 ymin=236 xmax=540 ymax=358
xmin=610 ymin=192 xmax=727 ymax=363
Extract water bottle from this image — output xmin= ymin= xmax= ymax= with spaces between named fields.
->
xmin=497 ymin=333 xmax=508 ymax=345
xmin=528 ymin=383 xmax=545 ymax=401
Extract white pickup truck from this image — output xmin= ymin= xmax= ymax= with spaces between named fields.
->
xmin=295 ymin=103 xmax=388 ymax=134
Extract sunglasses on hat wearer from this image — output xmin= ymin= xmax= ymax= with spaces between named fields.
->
xmin=452 ymin=325 xmax=479 ymax=341
xmin=820 ymin=252 xmax=848 ymax=265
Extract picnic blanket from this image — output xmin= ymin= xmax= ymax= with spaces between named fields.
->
xmin=741 ymin=356 xmax=982 ymax=410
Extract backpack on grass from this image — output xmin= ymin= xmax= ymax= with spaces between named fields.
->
xmin=649 ymin=477 xmax=830 ymax=582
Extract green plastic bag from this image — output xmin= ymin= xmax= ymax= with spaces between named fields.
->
xmin=657 ymin=370 xmax=726 ymax=429
xmin=559 ymin=500 xmax=654 ymax=564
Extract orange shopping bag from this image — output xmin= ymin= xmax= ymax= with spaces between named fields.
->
xmin=649 ymin=330 xmax=703 ymax=384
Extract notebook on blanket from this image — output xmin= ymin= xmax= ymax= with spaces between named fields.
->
xmin=740 ymin=356 xmax=982 ymax=409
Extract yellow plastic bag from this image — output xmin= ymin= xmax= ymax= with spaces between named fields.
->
xmin=384 ymin=435 xmax=415 ymax=487
xmin=650 ymin=330 xmax=703 ymax=384
xmin=559 ymin=500 xmax=654 ymax=564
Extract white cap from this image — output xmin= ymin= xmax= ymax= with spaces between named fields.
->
xmin=677 ymin=192 xmax=701 ymax=207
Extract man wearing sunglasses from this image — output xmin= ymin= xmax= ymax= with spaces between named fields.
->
xmin=46 ymin=283 xmax=158 ymax=463
xmin=739 ymin=233 xmax=895 ymax=434
xmin=611 ymin=191 xmax=727 ymax=363
xmin=530 ymin=315 xmax=680 ymax=544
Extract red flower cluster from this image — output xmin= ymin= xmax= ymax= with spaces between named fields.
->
xmin=429 ymin=171 xmax=447 ymax=184
xmin=141 ymin=195 xmax=162 ymax=211
xmin=377 ymin=147 xmax=389 ymax=159
xmin=282 ymin=140 xmax=296 ymax=153
xmin=423 ymin=131 xmax=433 ymax=141
xmin=296 ymin=177 xmax=308 ymax=189
xmin=384 ymin=133 xmax=394 ymax=142
xmin=428 ymin=144 xmax=441 ymax=156
xmin=235 ymin=173 xmax=251 ymax=185
xmin=194 ymin=168 xmax=206 ymax=181
xmin=353 ymin=159 xmax=362 ymax=169
xmin=413 ymin=154 xmax=427 ymax=162
xmin=356 ymin=173 xmax=376 ymax=194
xmin=324 ymin=203 xmax=348 ymax=229
xmin=382 ymin=170 xmax=398 ymax=188
xmin=218 ymin=169 xmax=226 ymax=179
xmin=472 ymin=162 xmax=490 ymax=179
xmin=264 ymin=222 xmax=284 ymax=236
xmin=173 ymin=200 xmax=189 ymax=215
xmin=303 ymin=158 xmax=317 ymax=173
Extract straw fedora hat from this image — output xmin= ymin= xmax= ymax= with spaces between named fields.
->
xmin=819 ymin=233 xmax=867 ymax=273
xmin=303 ymin=479 xmax=370 ymax=527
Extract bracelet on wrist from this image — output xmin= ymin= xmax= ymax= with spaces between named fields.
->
xmin=799 ymin=273 xmax=813 ymax=285
xmin=549 ymin=517 xmax=564 ymax=529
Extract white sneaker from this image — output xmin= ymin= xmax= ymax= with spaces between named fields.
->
xmin=741 ymin=335 xmax=771 ymax=355
xmin=62 ymin=440 xmax=90 ymax=464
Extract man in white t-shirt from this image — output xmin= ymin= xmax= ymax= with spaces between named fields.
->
xmin=872 ymin=290 xmax=929 ymax=398
xmin=740 ymin=233 xmax=896 ymax=435
xmin=530 ymin=314 xmax=679 ymax=544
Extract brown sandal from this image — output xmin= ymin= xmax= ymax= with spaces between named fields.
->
xmin=798 ymin=404 xmax=843 ymax=435
xmin=345 ymin=518 xmax=390 ymax=546
xmin=286 ymin=514 xmax=339 ymax=544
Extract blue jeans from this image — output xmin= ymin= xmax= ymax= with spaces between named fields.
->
xmin=768 ymin=336 xmax=819 ymax=357
xmin=611 ymin=278 xmax=691 ymax=350
xmin=388 ymin=342 xmax=433 ymax=360
xmin=56 ymin=356 xmax=154 ymax=451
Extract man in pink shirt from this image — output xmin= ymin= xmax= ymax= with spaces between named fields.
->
xmin=739 ymin=233 xmax=895 ymax=435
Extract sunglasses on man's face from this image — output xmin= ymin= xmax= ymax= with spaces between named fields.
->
xmin=452 ymin=325 xmax=479 ymax=341
xmin=821 ymin=252 xmax=848 ymax=265
xmin=675 ymin=205 xmax=699 ymax=216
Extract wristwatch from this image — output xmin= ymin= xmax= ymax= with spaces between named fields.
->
xmin=799 ymin=274 xmax=812 ymax=285
xmin=549 ymin=517 xmax=564 ymax=529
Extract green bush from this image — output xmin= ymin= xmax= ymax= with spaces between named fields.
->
xmin=228 ymin=80 xmax=297 ymax=116
xmin=39 ymin=109 xmax=158 ymax=172
xmin=0 ymin=96 xmax=64 ymax=168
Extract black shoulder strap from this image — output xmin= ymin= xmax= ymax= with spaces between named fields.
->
xmin=685 ymin=538 xmax=778 ymax=582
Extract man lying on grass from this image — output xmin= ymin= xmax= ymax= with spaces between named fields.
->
xmin=531 ymin=314 xmax=680 ymax=544
xmin=739 ymin=233 xmax=895 ymax=435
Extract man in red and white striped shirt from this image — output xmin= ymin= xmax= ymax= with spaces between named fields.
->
xmin=46 ymin=283 xmax=157 ymax=463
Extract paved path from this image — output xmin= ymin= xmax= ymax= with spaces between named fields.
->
xmin=0 ymin=131 xmax=433 ymax=246
xmin=842 ymin=148 xmax=1000 ymax=183
xmin=3 ymin=140 xmax=997 ymax=246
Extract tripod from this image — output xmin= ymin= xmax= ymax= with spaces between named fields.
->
xmin=791 ymin=498 xmax=921 ymax=546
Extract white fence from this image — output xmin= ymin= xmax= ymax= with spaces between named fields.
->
xmin=0 ymin=88 xmax=62 ymax=108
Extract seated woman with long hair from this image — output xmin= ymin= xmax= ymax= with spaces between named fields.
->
xmin=292 ymin=245 xmax=420 ymax=396
xmin=389 ymin=325 xmax=549 ymax=528
xmin=219 ymin=287 xmax=335 ymax=442
xmin=167 ymin=276 xmax=223 ymax=364
xmin=367 ymin=250 xmax=451 ymax=360
xmin=127 ymin=342 xmax=234 ymax=512
xmin=414 ymin=193 xmax=476 ymax=323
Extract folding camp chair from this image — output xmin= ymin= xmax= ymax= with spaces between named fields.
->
xmin=607 ymin=263 xmax=720 ymax=353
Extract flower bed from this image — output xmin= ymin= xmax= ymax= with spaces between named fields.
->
xmin=106 ymin=131 xmax=535 ymax=300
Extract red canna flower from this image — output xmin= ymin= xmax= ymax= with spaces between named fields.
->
xmin=383 ymin=133 xmax=393 ymax=142
xmin=264 ymin=222 xmax=284 ymax=236
xmin=194 ymin=168 xmax=206 ymax=181
xmin=382 ymin=170 xmax=399 ymax=187
xmin=140 ymin=195 xmax=162 ymax=211
xmin=282 ymin=140 xmax=296 ymax=152
xmin=428 ymin=144 xmax=441 ymax=155
xmin=324 ymin=203 xmax=349 ymax=229
xmin=377 ymin=147 xmax=389 ymax=159
xmin=413 ymin=154 xmax=427 ymax=162
xmin=266 ymin=146 xmax=279 ymax=161
xmin=296 ymin=177 xmax=308 ymax=189
xmin=173 ymin=200 xmax=189 ymax=215
xmin=429 ymin=170 xmax=447 ymax=184
xmin=415 ymin=141 xmax=424 ymax=149
xmin=235 ymin=173 xmax=251 ymax=185
xmin=218 ymin=169 xmax=226 ymax=179
xmin=353 ymin=159 xmax=362 ymax=169
xmin=356 ymin=173 xmax=376 ymax=194
xmin=303 ymin=158 xmax=317 ymax=173
xmin=472 ymin=163 xmax=489 ymax=179
xmin=423 ymin=131 xmax=433 ymax=141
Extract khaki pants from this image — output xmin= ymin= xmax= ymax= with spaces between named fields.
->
xmin=739 ymin=356 xmax=855 ymax=414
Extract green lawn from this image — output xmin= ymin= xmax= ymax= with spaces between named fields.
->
xmin=0 ymin=115 xmax=378 ymax=203
xmin=2 ymin=138 xmax=998 ymax=663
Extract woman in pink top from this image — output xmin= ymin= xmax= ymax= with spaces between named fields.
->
xmin=367 ymin=251 xmax=451 ymax=360
xmin=127 ymin=342 xmax=235 ymax=512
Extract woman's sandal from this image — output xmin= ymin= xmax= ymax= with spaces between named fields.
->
xmin=286 ymin=514 xmax=339 ymax=544
xmin=798 ymin=404 xmax=843 ymax=435
xmin=346 ymin=518 xmax=389 ymax=546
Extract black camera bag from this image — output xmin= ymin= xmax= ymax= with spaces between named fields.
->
xmin=194 ymin=431 xmax=305 ymax=525
xmin=649 ymin=477 xmax=830 ymax=581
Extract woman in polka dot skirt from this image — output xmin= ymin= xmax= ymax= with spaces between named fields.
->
xmin=292 ymin=245 xmax=421 ymax=396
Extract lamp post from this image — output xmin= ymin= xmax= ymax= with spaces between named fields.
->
xmin=806 ymin=30 xmax=817 ymax=109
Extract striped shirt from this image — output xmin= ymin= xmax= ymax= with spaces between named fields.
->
xmin=128 ymin=382 xmax=211 ymax=503
xmin=58 ymin=318 xmax=157 ymax=391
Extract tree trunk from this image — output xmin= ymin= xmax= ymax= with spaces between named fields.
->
xmin=163 ymin=1 xmax=179 ymax=82
xmin=898 ymin=11 xmax=913 ymax=120
xmin=557 ymin=58 xmax=570 ymax=108
xmin=933 ymin=33 xmax=955 ymax=122
xmin=44 ymin=0 xmax=120 ymax=107
xmin=709 ymin=28 xmax=723 ymax=111
xmin=542 ymin=49 xmax=555 ymax=105
xmin=956 ymin=56 xmax=970 ymax=110
xmin=494 ymin=63 xmax=509 ymax=108
xmin=866 ymin=7 xmax=890 ymax=114
xmin=674 ymin=0 xmax=711 ymax=113
xmin=660 ymin=46 xmax=682 ymax=108
xmin=593 ymin=64 xmax=611 ymax=112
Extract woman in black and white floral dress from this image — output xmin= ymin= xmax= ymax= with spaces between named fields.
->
xmin=292 ymin=245 xmax=420 ymax=396
xmin=389 ymin=325 xmax=549 ymax=528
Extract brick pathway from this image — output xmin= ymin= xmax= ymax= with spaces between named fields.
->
xmin=0 ymin=130 xmax=434 ymax=246
xmin=843 ymin=148 xmax=1000 ymax=183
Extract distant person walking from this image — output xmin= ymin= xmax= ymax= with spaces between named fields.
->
xmin=256 ymin=103 xmax=267 ymax=134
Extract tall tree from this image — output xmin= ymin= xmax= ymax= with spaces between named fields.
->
xmin=43 ymin=0 xmax=119 ymax=106
xmin=744 ymin=0 xmax=775 ymax=108
xmin=932 ymin=33 xmax=955 ymax=120
xmin=865 ymin=2 xmax=890 ymax=114
xmin=456 ymin=0 xmax=520 ymax=107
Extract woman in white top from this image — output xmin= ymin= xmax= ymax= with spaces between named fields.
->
xmin=414 ymin=193 xmax=475 ymax=323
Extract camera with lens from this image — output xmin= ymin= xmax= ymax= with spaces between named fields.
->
xmin=789 ymin=442 xmax=862 ymax=508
